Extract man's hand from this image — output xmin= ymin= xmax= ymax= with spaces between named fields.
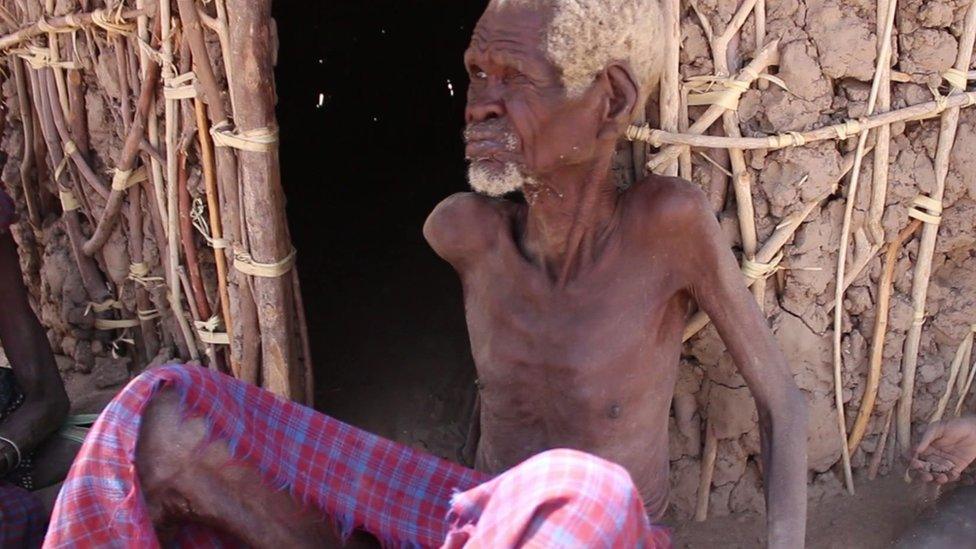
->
xmin=910 ymin=417 xmax=976 ymax=484
xmin=0 ymin=438 xmax=19 ymax=478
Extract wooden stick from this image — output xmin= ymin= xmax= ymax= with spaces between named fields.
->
xmin=930 ymin=329 xmax=975 ymax=423
xmin=699 ymin=1 xmax=761 ymax=309
xmin=657 ymin=0 xmax=680 ymax=177
xmin=678 ymin=88 xmax=692 ymax=181
xmin=755 ymin=0 xmax=766 ymax=88
xmin=847 ymin=219 xmax=921 ymax=454
xmin=867 ymin=408 xmax=894 ymax=480
xmin=0 ymin=7 xmax=146 ymax=50
xmin=177 ymin=0 xmax=259 ymax=383
xmin=683 ymin=146 xmax=867 ymax=341
xmin=954 ymin=354 xmax=976 ymax=417
xmin=43 ymin=0 xmax=69 ymax=117
xmin=80 ymin=59 xmax=159 ymax=256
xmin=11 ymin=57 xmax=39 ymax=226
xmin=178 ymin=152 xmax=211 ymax=323
xmin=160 ymin=0 xmax=198 ymax=361
xmin=898 ymin=0 xmax=976 ymax=453
xmin=957 ymin=331 xmax=974 ymax=400
xmin=226 ymin=0 xmax=300 ymax=399
xmin=292 ymin=267 xmax=314 ymax=408
xmin=831 ymin=0 xmax=897 ymax=495
xmin=28 ymin=66 xmax=111 ymax=309
xmin=645 ymin=39 xmax=780 ymax=173
xmin=195 ymin=97 xmax=236 ymax=374
xmin=868 ymin=0 xmax=894 ymax=247
xmin=695 ymin=419 xmax=718 ymax=521
xmin=631 ymin=90 xmax=976 ymax=152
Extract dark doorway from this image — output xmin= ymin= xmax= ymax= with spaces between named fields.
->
xmin=272 ymin=2 xmax=486 ymax=459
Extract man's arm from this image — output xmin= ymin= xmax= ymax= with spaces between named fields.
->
xmin=674 ymin=185 xmax=807 ymax=548
xmin=423 ymin=192 xmax=503 ymax=270
xmin=0 ymin=232 xmax=69 ymax=475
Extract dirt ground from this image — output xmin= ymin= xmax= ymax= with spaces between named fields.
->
xmin=671 ymin=474 xmax=938 ymax=548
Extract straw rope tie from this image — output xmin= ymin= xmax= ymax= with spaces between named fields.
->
xmin=195 ymin=315 xmax=230 ymax=345
xmin=137 ymin=308 xmax=160 ymax=322
xmin=163 ymin=71 xmax=197 ymax=100
xmin=86 ymin=298 xmax=121 ymax=314
xmin=90 ymin=6 xmax=135 ymax=35
xmin=908 ymin=194 xmax=942 ymax=226
xmin=233 ymin=246 xmax=296 ymax=278
xmin=770 ymin=131 xmax=807 ymax=149
xmin=59 ymin=189 xmax=80 ymax=211
xmin=110 ymin=166 xmax=147 ymax=191
xmin=14 ymin=45 xmax=81 ymax=70
xmin=210 ymin=121 xmax=279 ymax=153
xmin=36 ymin=15 xmax=79 ymax=34
xmin=834 ymin=119 xmax=863 ymax=140
xmin=95 ymin=318 xmax=140 ymax=330
xmin=686 ymin=77 xmax=750 ymax=111
xmin=741 ymin=252 xmax=784 ymax=280
xmin=63 ymin=139 xmax=78 ymax=157
xmin=943 ymin=68 xmax=969 ymax=92
xmin=128 ymin=262 xmax=163 ymax=287
xmin=190 ymin=197 xmax=230 ymax=249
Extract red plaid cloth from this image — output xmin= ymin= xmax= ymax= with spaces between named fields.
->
xmin=1 ymin=481 xmax=45 ymax=548
xmin=45 ymin=364 xmax=670 ymax=548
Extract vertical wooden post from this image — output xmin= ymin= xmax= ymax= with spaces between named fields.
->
xmin=225 ymin=0 xmax=302 ymax=400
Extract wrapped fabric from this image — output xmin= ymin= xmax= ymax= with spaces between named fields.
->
xmin=46 ymin=364 xmax=670 ymax=548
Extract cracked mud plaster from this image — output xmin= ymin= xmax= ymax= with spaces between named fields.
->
xmin=670 ymin=0 xmax=976 ymax=518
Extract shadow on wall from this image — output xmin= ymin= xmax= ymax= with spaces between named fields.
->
xmin=272 ymin=1 xmax=487 ymax=457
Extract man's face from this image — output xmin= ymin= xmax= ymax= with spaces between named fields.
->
xmin=463 ymin=5 xmax=607 ymax=196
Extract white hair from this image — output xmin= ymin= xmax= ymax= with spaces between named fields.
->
xmin=489 ymin=0 xmax=664 ymax=108
xmin=468 ymin=162 xmax=526 ymax=197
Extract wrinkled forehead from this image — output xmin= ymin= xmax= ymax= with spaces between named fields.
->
xmin=466 ymin=4 xmax=554 ymax=71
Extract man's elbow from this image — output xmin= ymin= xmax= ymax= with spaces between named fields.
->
xmin=774 ymin=386 xmax=808 ymax=434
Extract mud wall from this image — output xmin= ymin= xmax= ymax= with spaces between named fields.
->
xmin=670 ymin=0 xmax=976 ymax=518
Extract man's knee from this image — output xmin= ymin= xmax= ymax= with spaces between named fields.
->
xmin=514 ymin=449 xmax=640 ymax=504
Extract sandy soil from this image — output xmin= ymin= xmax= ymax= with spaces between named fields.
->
xmin=671 ymin=474 xmax=939 ymax=548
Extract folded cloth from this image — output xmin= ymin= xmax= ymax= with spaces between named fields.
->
xmin=45 ymin=363 xmax=670 ymax=548
xmin=0 ymin=482 xmax=45 ymax=549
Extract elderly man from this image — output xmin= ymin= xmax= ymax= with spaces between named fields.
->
xmin=47 ymin=0 xmax=807 ymax=547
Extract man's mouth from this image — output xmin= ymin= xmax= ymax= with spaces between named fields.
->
xmin=464 ymin=138 xmax=510 ymax=161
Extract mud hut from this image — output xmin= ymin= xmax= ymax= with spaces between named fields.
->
xmin=1 ymin=0 xmax=975 ymax=542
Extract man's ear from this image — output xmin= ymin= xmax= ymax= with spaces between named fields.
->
xmin=598 ymin=63 xmax=639 ymax=140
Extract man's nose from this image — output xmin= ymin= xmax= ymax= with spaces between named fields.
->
xmin=465 ymin=93 xmax=505 ymax=124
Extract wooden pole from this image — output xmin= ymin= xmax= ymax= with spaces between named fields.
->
xmin=177 ymin=0 xmax=260 ymax=383
xmin=226 ymin=0 xmax=301 ymax=399
xmin=847 ymin=219 xmax=921 ymax=454
xmin=898 ymin=0 xmax=976 ymax=452
xmin=658 ymin=0 xmax=680 ymax=178
xmin=831 ymin=0 xmax=897 ymax=494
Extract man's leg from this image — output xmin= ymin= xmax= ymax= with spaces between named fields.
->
xmin=443 ymin=449 xmax=672 ymax=549
xmin=0 ymin=482 xmax=45 ymax=548
xmin=45 ymin=363 xmax=488 ymax=548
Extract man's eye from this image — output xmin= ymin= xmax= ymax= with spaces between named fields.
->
xmin=474 ymin=70 xmax=487 ymax=80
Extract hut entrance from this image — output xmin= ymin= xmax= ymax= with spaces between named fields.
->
xmin=272 ymin=1 xmax=483 ymax=458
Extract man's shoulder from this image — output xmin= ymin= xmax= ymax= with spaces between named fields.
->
xmin=424 ymin=192 xmax=511 ymax=265
xmin=626 ymin=174 xmax=712 ymax=231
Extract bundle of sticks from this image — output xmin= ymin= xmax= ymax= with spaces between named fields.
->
xmin=0 ymin=0 xmax=312 ymax=405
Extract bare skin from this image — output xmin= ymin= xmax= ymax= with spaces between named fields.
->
xmin=425 ymin=4 xmax=806 ymax=546
xmin=896 ymin=417 xmax=976 ymax=547
xmin=0 ymin=229 xmax=78 ymax=515
xmin=127 ymin=3 xmax=805 ymax=547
